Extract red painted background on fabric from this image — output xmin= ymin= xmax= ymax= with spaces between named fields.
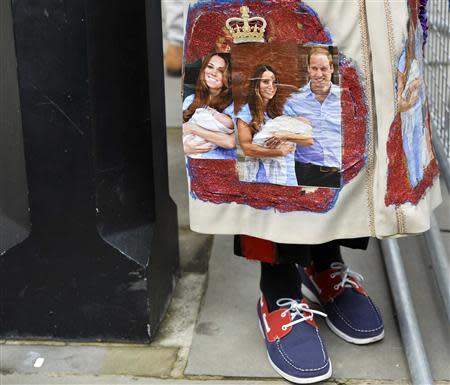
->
xmin=185 ymin=0 xmax=331 ymax=64
xmin=186 ymin=1 xmax=368 ymax=213
xmin=385 ymin=114 xmax=439 ymax=206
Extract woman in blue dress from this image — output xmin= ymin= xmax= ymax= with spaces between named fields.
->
xmin=237 ymin=64 xmax=313 ymax=185
xmin=183 ymin=52 xmax=236 ymax=159
xmin=397 ymin=19 xmax=431 ymax=187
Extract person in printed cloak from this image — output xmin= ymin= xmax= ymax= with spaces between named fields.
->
xmin=283 ymin=47 xmax=342 ymax=188
xmin=163 ymin=0 xmax=184 ymax=76
xmin=183 ymin=52 xmax=236 ymax=159
xmin=237 ymin=65 xmax=313 ymax=186
xmin=183 ymin=2 xmax=440 ymax=383
xmin=236 ymin=52 xmax=383 ymax=383
xmin=397 ymin=19 xmax=431 ymax=187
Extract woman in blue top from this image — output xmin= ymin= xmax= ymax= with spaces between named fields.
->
xmin=237 ymin=65 xmax=313 ymax=185
xmin=183 ymin=52 xmax=236 ymax=159
xmin=397 ymin=19 xmax=431 ymax=187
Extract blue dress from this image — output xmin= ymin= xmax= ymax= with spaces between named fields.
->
xmin=236 ymin=104 xmax=297 ymax=186
xmin=397 ymin=28 xmax=427 ymax=188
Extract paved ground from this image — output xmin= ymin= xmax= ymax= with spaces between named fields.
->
xmin=1 ymin=123 xmax=449 ymax=385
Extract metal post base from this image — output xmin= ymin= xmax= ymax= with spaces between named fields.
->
xmin=380 ymin=239 xmax=435 ymax=385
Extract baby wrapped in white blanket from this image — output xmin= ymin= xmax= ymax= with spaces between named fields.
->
xmin=183 ymin=108 xmax=234 ymax=159
xmin=246 ymin=116 xmax=313 ymax=185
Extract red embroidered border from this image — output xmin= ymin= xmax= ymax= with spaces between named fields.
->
xmin=185 ymin=0 xmax=331 ymax=63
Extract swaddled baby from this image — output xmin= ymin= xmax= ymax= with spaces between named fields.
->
xmin=252 ymin=116 xmax=312 ymax=146
xmin=246 ymin=116 xmax=313 ymax=186
xmin=183 ymin=108 xmax=234 ymax=159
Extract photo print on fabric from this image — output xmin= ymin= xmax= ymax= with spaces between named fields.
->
xmin=182 ymin=52 xmax=237 ymax=161
xmin=232 ymin=43 xmax=342 ymax=188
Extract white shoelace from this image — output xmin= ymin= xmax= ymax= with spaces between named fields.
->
xmin=274 ymin=299 xmax=327 ymax=331
xmin=329 ymin=262 xmax=364 ymax=291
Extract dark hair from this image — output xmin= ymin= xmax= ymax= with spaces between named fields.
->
xmin=183 ymin=52 xmax=232 ymax=122
xmin=403 ymin=19 xmax=417 ymax=80
xmin=248 ymin=64 xmax=281 ymax=134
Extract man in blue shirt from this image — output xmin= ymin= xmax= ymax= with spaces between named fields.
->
xmin=283 ymin=47 xmax=342 ymax=188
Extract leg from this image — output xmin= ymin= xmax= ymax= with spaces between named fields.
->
xmin=163 ymin=1 xmax=184 ymax=44
xmin=260 ymin=262 xmax=302 ymax=312
xmin=257 ymin=260 xmax=331 ymax=383
xmin=310 ymin=241 xmax=344 ymax=272
xmin=236 ymin=235 xmax=332 ymax=384
xmin=299 ymin=239 xmax=385 ymax=344
xmin=162 ymin=0 xmax=184 ymax=75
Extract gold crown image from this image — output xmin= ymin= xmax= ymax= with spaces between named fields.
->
xmin=225 ymin=6 xmax=267 ymax=44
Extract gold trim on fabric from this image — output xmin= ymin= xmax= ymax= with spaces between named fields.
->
xmin=395 ymin=207 xmax=406 ymax=234
xmin=384 ymin=0 xmax=398 ymax=113
xmin=384 ymin=0 xmax=407 ymax=234
xmin=358 ymin=0 xmax=376 ymax=237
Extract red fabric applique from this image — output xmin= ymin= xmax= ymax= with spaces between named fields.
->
xmin=240 ymin=235 xmax=276 ymax=263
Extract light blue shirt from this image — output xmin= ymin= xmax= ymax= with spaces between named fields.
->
xmin=283 ymin=82 xmax=342 ymax=168
xmin=182 ymin=94 xmax=196 ymax=111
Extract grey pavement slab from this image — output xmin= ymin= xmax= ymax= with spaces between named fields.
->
xmin=7 ymin=375 xmax=444 ymax=385
xmin=0 ymin=374 xmax=338 ymax=385
xmin=167 ymin=127 xmax=213 ymax=273
xmin=153 ymin=273 xmax=206 ymax=349
xmin=0 ymin=344 xmax=177 ymax=378
xmin=167 ymin=127 xmax=188 ymax=228
xmin=165 ymin=73 xmax=182 ymax=129
xmin=186 ymin=235 xmax=450 ymax=382
xmin=397 ymin=234 xmax=450 ymax=380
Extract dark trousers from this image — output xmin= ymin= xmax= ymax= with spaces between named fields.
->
xmin=295 ymin=161 xmax=341 ymax=188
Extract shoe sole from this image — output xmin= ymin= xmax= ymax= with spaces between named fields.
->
xmin=258 ymin=317 xmax=333 ymax=384
xmin=301 ymin=283 xmax=385 ymax=345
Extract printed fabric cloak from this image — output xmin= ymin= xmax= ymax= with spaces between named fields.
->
xmin=181 ymin=0 xmax=442 ymax=244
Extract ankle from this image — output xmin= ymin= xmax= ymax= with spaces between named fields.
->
xmin=260 ymin=262 xmax=302 ymax=312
